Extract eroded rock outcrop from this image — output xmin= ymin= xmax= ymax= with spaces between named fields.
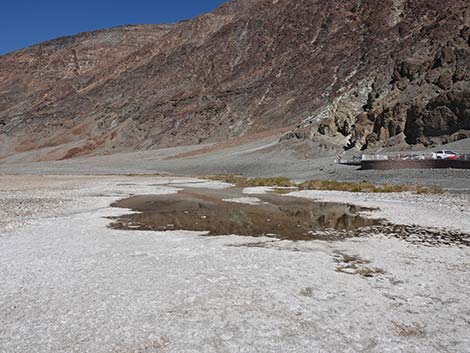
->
xmin=283 ymin=1 xmax=470 ymax=152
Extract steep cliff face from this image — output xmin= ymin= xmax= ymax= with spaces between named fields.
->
xmin=0 ymin=0 xmax=469 ymax=161
xmin=0 ymin=25 xmax=174 ymax=159
xmin=282 ymin=0 xmax=470 ymax=152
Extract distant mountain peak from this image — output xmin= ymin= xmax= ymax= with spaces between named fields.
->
xmin=0 ymin=0 xmax=469 ymax=162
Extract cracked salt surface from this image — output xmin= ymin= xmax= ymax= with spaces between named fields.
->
xmin=1 ymin=176 xmax=470 ymax=353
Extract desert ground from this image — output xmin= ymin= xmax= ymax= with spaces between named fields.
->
xmin=1 ymin=135 xmax=470 ymax=191
xmin=1 ymin=170 xmax=469 ymax=353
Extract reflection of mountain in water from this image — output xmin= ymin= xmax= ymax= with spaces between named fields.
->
xmin=110 ymin=190 xmax=380 ymax=241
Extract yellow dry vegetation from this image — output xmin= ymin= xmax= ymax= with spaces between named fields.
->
xmin=205 ymin=175 xmax=444 ymax=194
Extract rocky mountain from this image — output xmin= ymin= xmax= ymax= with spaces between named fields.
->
xmin=0 ymin=0 xmax=469 ymax=161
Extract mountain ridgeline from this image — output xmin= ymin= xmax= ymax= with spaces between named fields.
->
xmin=0 ymin=0 xmax=469 ymax=161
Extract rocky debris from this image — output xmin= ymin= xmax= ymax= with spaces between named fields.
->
xmin=270 ymin=224 xmax=470 ymax=247
xmin=0 ymin=0 xmax=469 ymax=162
xmin=359 ymin=224 xmax=470 ymax=248
xmin=333 ymin=251 xmax=385 ymax=277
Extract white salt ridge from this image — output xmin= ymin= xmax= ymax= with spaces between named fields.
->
xmin=222 ymin=197 xmax=265 ymax=205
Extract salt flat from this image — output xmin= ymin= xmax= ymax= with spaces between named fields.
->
xmin=0 ymin=175 xmax=469 ymax=353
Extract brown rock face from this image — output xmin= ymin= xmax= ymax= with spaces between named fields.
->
xmin=0 ymin=0 xmax=469 ymax=161
xmin=282 ymin=0 xmax=470 ymax=152
xmin=405 ymin=90 xmax=470 ymax=145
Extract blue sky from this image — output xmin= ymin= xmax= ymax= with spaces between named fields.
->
xmin=0 ymin=0 xmax=228 ymax=55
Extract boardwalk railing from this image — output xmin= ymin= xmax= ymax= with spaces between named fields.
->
xmin=460 ymin=154 xmax=470 ymax=161
xmin=337 ymin=152 xmax=470 ymax=165
xmin=361 ymin=152 xmax=470 ymax=162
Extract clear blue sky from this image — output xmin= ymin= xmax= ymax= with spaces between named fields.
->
xmin=0 ymin=0 xmax=228 ymax=55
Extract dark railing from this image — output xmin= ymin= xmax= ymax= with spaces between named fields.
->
xmin=459 ymin=154 xmax=470 ymax=161
xmin=360 ymin=152 xmax=470 ymax=162
xmin=337 ymin=152 xmax=470 ymax=169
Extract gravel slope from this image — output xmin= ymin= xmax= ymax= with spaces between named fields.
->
xmin=1 ymin=137 xmax=470 ymax=191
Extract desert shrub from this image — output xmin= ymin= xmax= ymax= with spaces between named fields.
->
xmin=206 ymin=176 xmax=443 ymax=194
xmin=416 ymin=185 xmax=444 ymax=194
xmin=205 ymin=175 xmax=294 ymax=187
xmin=299 ymin=180 xmax=443 ymax=194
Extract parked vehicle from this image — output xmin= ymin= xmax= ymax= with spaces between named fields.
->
xmin=432 ymin=150 xmax=459 ymax=160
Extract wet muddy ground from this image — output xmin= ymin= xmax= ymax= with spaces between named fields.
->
xmin=110 ymin=188 xmax=380 ymax=241
xmin=110 ymin=188 xmax=470 ymax=246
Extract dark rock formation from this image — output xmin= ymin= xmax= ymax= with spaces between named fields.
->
xmin=280 ymin=0 xmax=470 ymax=152
xmin=405 ymin=90 xmax=470 ymax=145
xmin=0 ymin=0 xmax=469 ymax=161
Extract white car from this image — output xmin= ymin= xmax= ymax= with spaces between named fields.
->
xmin=432 ymin=150 xmax=459 ymax=160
